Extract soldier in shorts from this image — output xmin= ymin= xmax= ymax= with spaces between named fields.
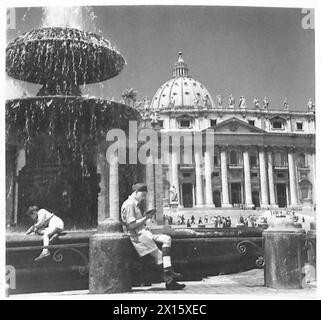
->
xmin=121 ymin=183 xmax=185 ymax=290
xmin=25 ymin=206 xmax=64 ymax=261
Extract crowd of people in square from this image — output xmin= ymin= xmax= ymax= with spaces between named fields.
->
xmin=163 ymin=213 xmax=264 ymax=228
xmin=162 ymin=209 xmax=307 ymax=229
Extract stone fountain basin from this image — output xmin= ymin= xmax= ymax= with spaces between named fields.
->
xmin=6 ymin=95 xmax=139 ymax=144
xmin=6 ymin=227 xmax=264 ymax=294
xmin=6 ymin=27 xmax=125 ymax=84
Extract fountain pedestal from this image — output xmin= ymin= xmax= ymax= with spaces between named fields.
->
xmin=89 ymin=219 xmax=132 ymax=294
xmin=263 ymin=215 xmax=306 ymax=289
xmin=6 ymin=26 xmax=140 ymax=293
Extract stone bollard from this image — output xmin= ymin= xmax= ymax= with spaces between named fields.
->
xmin=263 ymin=215 xmax=306 ymax=289
xmin=305 ymin=220 xmax=316 ymax=282
xmin=89 ymin=219 xmax=132 ymax=294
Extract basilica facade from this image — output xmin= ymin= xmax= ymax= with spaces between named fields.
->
xmin=146 ymin=53 xmax=316 ymax=211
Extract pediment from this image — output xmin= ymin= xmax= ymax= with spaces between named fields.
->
xmin=209 ymin=117 xmax=267 ymax=133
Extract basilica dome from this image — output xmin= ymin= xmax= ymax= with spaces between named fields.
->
xmin=150 ymin=52 xmax=214 ymax=110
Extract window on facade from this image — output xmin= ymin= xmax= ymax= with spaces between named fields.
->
xmin=183 ymin=173 xmax=191 ymax=178
xmin=272 ymin=121 xmax=283 ymax=129
xmin=300 ymin=172 xmax=308 ymax=180
xmin=296 ymin=122 xmax=303 ymax=130
xmin=230 ymin=150 xmax=238 ymax=165
xmin=158 ymin=120 xmax=164 ymax=128
xmin=210 ymin=119 xmax=217 ymax=127
xmin=297 ymin=153 xmax=305 ymax=167
xmin=248 ymin=120 xmax=255 ymax=126
xmin=180 ymin=120 xmax=191 ymax=128
xmin=250 ymin=153 xmax=257 ymax=167
xmin=214 ymin=155 xmax=219 ymax=167
xmin=277 ymin=173 xmax=285 ymax=178
xmin=301 ymin=187 xmax=309 ymax=199
xmin=212 ymin=172 xmax=220 ymax=177
xmin=251 ymin=172 xmax=258 ymax=178
xmin=274 ymin=152 xmax=287 ymax=166
xmin=299 ymin=181 xmax=311 ymax=200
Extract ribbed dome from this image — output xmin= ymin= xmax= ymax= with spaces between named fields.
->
xmin=150 ymin=52 xmax=214 ymax=110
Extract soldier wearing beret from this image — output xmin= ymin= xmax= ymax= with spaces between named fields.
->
xmin=121 ymin=183 xmax=185 ymax=290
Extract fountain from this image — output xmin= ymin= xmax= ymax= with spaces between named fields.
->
xmin=6 ymin=26 xmax=141 ymax=228
xmin=5 ymin=10 xmax=266 ymax=294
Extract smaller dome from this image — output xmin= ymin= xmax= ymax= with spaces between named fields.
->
xmin=150 ymin=52 xmax=214 ymax=110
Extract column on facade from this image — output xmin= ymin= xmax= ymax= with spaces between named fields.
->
xmin=171 ymin=149 xmax=180 ymax=205
xmin=14 ymin=148 xmax=26 ymax=225
xmin=145 ymin=156 xmax=155 ymax=210
xmin=109 ymin=151 xmax=119 ymax=221
xmin=154 ymin=161 xmax=164 ymax=224
xmin=194 ymin=117 xmax=200 ymax=130
xmin=259 ymin=147 xmax=269 ymax=208
xmin=220 ymin=146 xmax=232 ymax=207
xmin=97 ymin=145 xmax=109 ymax=222
xmin=288 ymin=148 xmax=298 ymax=207
xmin=242 ymin=147 xmax=253 ymax=208
xmin=204 ymin=149 xmax=214 ymax=207
xmin=311 ymin=150 xmax=316 ymax=206
xmin=194 ymin=146 xmax=204 ymax=206
xmin=170 ymin=117 xmax=176 ymax=130
xmin=267 ymin=150 xmax=277 ymax=207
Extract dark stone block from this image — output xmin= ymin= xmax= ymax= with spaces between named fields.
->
xmin=264 ymin=231 xmax=306 ymax=289
xmin=89 ymin=233 xmax=132 ymax=294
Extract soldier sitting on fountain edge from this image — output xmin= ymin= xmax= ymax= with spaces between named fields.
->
xmin=121 ymin=183 xmax=185 ymax=290
xmin=25 ymin=206 xmax=64 ymax=261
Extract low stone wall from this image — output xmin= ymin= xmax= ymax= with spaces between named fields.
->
xmin=6 ymin=231 xmax=92 ymax=294
xmin=6 ymin=228 xmax=265 ymax=294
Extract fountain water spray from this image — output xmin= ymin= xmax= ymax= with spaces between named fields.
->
xmin=6 ymin=7 xmax=140 ymax=228
xmin=42 ymin=6 xmax=100 ymax=33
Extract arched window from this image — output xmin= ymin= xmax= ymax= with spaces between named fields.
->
xmin=230 ymin=150 xmax=238 ymax=165
xmin=299 ymin=180 xmax=312 ymax=201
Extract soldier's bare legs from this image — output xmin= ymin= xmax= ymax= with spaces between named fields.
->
xmin=150 ymin=234 xmax=185 ymax=290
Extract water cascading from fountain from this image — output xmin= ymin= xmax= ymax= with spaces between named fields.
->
xmin=6 ymin=7 xmax=141 ymax=229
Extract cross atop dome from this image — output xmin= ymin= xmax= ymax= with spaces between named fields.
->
xmin=178 ymin=51 xmax=184 ymax=63
xmin=172 ymin=51 xmax=189 ymax=78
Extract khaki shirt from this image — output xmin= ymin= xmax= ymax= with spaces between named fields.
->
xmin=121 ymin=194 xmax=158 ymax=256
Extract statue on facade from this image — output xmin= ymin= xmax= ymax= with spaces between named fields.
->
xmin=150 ymin=111 xmax=160 ymax=123
xmin=283 ymin=98 xmax=289 ymax=111
xmin=253 ymin=97 xmax=260 ymax=109
xmin=239 ymin=96 xmax=246 ymax=108
xmin=193 ymin=93 xmax=200 ymax=107
xmin=307 ymin=98 xmax=315 ymax=111
xmin=216 ymin=94 xmax=223 ymax=107
xmin=141 ymin=111 xmax=149 ymax=121
xmin=228 ymin=93 xmax=235 ymax=107
xmin=202 ymin=94 xmax=211 ymax=108
xmin=263 ymin=96 xmax=269 ymax=109
xmin=143 ymin=96 xmax=150 ymax=110
xmin=169 ymin=185 xmax=178 ymax=202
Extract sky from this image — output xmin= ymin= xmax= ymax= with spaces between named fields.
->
xmin=6 ymin=5 xmax=315 ymax=111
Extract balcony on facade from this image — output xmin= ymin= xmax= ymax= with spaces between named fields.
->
xmin=179 ymin=163 xmax=195 ymax=170
xmin=228 ymin=163 xmax=243 ymax=169
xmin=274 ymin=164 xmax=288 ymax=170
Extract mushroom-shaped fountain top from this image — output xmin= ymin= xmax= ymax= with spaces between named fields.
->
xmin=6 ymin=27 xmax=125 ymax=95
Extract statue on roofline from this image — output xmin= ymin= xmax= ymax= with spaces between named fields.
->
xmin=228 ymin=93 xmax=235 ymax=107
